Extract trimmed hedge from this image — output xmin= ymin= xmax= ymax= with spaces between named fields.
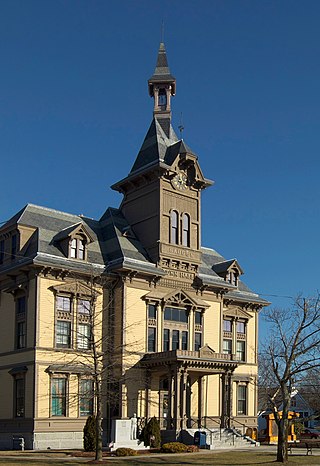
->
xmin=115 ymin=447 xmax=138 ymax=457
xmin=161 ymin=442 xmax=188 ymax=453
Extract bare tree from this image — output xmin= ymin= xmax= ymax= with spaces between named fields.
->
xmin=260 ymin=294 xmax=320 ymax=463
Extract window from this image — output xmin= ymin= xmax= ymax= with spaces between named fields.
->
xmin=195 ymin=311 xmax=203 ymax=326
xmin=57 ymin=296 xmax=71 ymax=313
xmin=69 ymin=237 xmax=85 ymax=260
xmin=0 ymin=239 xmax=4 ymax=264
xmin=17 ymin=322 xmax=26 ymax=349
xmin=181 ymin=331 xmax=188 ymax=350
xmin=194 ymin=332 xmax=202 ymax=351
xmin=16 ymin=296 xmax=26 ymax=349
xmin=77 ymin=323 xmax=91 ymax=350
xmin=170 ymin=210 xmax=179 ymax=245
xmin=158 ymin=88 xmax=167 ymax=106
xmin=223 ymin=339 xmax=232 ymax=355
xmin=237 ymin=384 xmax=247 ymax=415
xmin=163 ymin=329 xmax=170 ymax=351
xmin=56 ymin=321 xmax=71 ymax=348
xmin=236 ymin=340 xmax=246 ymax=361
xmin=223 ymin=319 xmax=232 ymax=332
xmin=79 ymin=379 xmax=94 ymax=416
xmin=148 ymin=327 xmax=156 ymax=352
xmin=15 ymin=376 xmax=25 ymax=417
xmin=148 ymin=304 xmax=156 ymax=319
xmin=11 ymin=235 xmax=17 ymax=260
xmin=182 ymin=214 xmax=190 ymax=247
xmin=237 ymin=321 xmax=246 ymax=334
xmin=172 ymin=330 xmax=179 ymax=350
xmin=78 ymin=299 xmax=90 ymax=315
xmin=51 ymin=377 xmax=67 ymax=416
xmin=164 ymin=307 xmax=188 ymax=323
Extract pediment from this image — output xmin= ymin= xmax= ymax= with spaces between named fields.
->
xmin=223 ymin=306 xmax=252 ymax=319
xmin=53 ymin=222 xmax=94 ymax=244
xmin=213 ymin=259 xmax=243 ymax=276
xmin=50 ymin=281 xmax=101 ymax=297
xmin=199 ymin=344 xmax=216 ymax=358
xmin=143 ymin=289 xmax=209 ymax=309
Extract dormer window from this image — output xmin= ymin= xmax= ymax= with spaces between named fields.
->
xmin=69 ymin=237 xmax=86 ymax=260
xmin=227 ymin=270 xmax=238 ymax=286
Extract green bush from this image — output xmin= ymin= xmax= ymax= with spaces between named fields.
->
xmin=115 ymin=447 xmax=137 ymax=456
xmin=83 ymin=415 xmax=96 ymax=452
xmin=161 ymin=442 xmax=188 ymax=453
xmin=142 ymin=417 xmax=161 ymax=448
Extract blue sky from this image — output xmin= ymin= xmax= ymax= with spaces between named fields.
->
xmin=1 ymin=1 xmax=320 ymax=336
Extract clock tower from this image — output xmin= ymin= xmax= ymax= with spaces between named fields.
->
xmin=112 ymin=43 xmax=212 ymax=280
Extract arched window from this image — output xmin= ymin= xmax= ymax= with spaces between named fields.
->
xmin=158 ymin=88 xmax=167 ymax=107
xmin=182 ymin=213 xmax=190 ymax=247
xmin=170 ymin=210 xmax=179 ymax=245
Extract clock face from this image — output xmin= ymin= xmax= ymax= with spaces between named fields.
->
xmin=172 ymin=173 xmax=188 ymax=190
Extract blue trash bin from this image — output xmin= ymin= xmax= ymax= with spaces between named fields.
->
xmin=194 ymin=431 xmax=206 ymax=448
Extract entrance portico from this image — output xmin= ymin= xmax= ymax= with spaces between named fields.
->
xmin=140 ymin=346 xmax=238 ymax=431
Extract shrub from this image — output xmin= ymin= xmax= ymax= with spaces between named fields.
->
xmin=115 ymin=448 xmax=137 ymax=457
xmin=186 ymin=444 xmax=199 ymax=453
xmin=142 ymin=417 xmax=161 ymax=448
xmin=161 ymin=442 xmax=188 ymax=453
xmin=83 ymin=415 xmax=96 ymax=452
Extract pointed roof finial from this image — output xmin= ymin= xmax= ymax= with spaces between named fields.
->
xmin=161 ymin=20 xmax=164 ymax=43
xmin=148 ymin=42 xmax=176 ymax=95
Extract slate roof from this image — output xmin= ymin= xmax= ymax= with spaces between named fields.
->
xmin=0 ymin=204 xmax=268 ymax=306
xmin=148 ymin=42 xmax=176 ymax=90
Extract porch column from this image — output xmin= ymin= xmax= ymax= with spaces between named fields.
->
xmin=220 ymin=372 xmax=226 ymax=428
xmin=181 ymin=369 xmax=188 ymax=429
xmin=197 ymin=375 xmax=203 ymax=428
xmin=145 ymin=370 xmax=151 ymax=420
xmin=167 ymin=367 xmax=173 ymax=430
xmin=173 ymin=367 xmax=181 ymax=430
xmin=226 ymin=372 xmax=233 ymax=428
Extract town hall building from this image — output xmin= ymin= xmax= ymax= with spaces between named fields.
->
xmin=0 ymin=43 xmax=268 ymax=449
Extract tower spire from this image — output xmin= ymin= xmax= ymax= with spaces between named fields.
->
xmin=148 ymin=42 xmax=176 ymax=137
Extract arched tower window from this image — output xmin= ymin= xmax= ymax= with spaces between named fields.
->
xmin=170 ymin=210 xmax=179 ymax=245
xmin=158 ymin=88 xmax=167 ymax=107
xmin=182 ymin=213 xmax=190 ymax=247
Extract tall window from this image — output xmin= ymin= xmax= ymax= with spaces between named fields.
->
xmin=172 ymin=330 xmax=179 ymax=350
xmin=163 ymin=329 xmax=170 ymax=351
xmin=56 ymin=321 xmax=71 ymax=348
xmin=147 ymin=304 xmax=157 ymax=352
xmin=223 ymin=319 xmax=232 ymax=333
xmin=77 ymin=323 xmax=91 ymax=350
xmin=158 ymin=88 xmax=167 ymax=106
xmin=79 ymin=379 xmax=94 ymax=416
xmin=170 ymin=210 xmax=179 ymax=245
xmin=237 ymin=321 xmax=246 ymax=334
xmin=237 ymin=384 xmax=247 ymax=415
xmin=181 ymin=331 xmax=188 ymax=350
xmin=194 ymin=332 xmax=202 ymax=351
xmin=148 ymin=327 xmax=156 ymax=352
xmin=15 ymin=376 xmax=25 ymax=417
xmin=70 ymin=238 xmax=85 ymax=260
xmin=236 ymin=340 xmax=246 ymax=361
xmin=16 ymin=296 xmax=26 ymax=349
xmin=182 ymin=214 xmax=190 ymax=247
xmin=0 ymin=239 xmax=4 ymax=264
xmin=164 ymin=307 xmax=188 ymax=323
xmin=51 ymin=377 xmax=67 ymax=416
xmin=223 ymin=339 xmax=232 ymax=355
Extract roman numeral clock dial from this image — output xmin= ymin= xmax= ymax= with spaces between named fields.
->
xmin=172 ymin=172 xmax=188 ymax=190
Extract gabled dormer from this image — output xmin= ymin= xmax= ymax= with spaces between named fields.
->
xmin=53 ymin=223 xmax=94 ymax=261
xmin=212 ymin=259 xmax=243 ymax=286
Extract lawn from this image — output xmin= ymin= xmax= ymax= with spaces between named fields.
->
xmin=1 ymin=450 xmax=320 ymax=466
